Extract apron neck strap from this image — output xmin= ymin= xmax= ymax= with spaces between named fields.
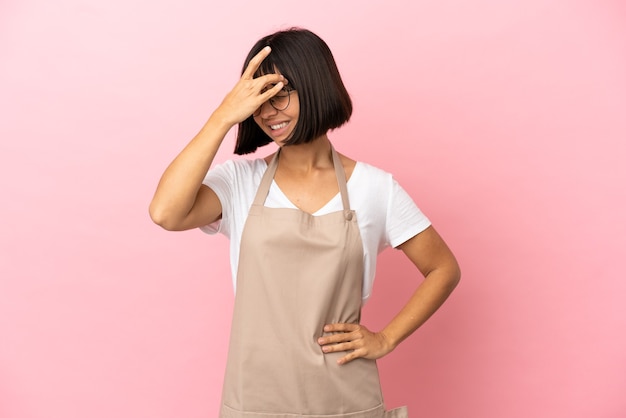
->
xmin=331 ymin=145 xmax=351 ymax=212
xmin=253 ymin=144 xmax=351 ymax=212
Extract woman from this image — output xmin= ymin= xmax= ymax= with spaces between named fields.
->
xmin=150 ymin=28 xmax=460 ymax=418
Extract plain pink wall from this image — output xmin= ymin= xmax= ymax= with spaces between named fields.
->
xmin=1 ymin=1 xmax=625 ymax=417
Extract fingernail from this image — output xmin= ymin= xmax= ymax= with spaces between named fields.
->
xmin=317 ymin=338 xmax=324 ymax=344
xmin=264 ymin=46 xmax=271 ymax=52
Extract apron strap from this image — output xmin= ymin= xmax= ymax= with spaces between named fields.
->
xmin=331 ymin=145 xmax=351 ymax=213
xmin=252 ymin=144 xmax=352 ymax=213
xmin=252 ymin=151 xmax=279 ymax=206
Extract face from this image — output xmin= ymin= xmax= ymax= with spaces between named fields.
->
xmin=253 ymin=85 xmax=299 ymax=146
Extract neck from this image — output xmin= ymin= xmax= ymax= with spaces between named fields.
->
xmin=277 ymin=134 xmax=332 ymax=170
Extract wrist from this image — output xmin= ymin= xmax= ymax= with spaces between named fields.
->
xmin=206 ymin=109 xmax=237 ymax=133
xmin=379 ymin=328 xmax=401 ymax=353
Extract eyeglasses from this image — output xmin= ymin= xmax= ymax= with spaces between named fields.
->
xmin=253 ymin=87 xmax=295 ymax=116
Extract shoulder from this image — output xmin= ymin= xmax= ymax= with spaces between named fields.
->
xmin=349 ymin=160 xmax=419 ymax=213
xmin=336 ymin=153 xmax=358 ymax=181
xmin=203 ymin=157 xmax=268 ymax=197
xmin=208 ymin=157 xmax=268 ymax=179
xmin=347 ymin=161 xmax=397 ymax=213
xmin=351 ymin=160 xmax=394 ymax=187
xmin=221 ymin=157 xmax=267 ymax=172
xmin=337 ymin=151 xmax=394 ymax=185
xmin=336 ymin=151 xmax=391 ymax=178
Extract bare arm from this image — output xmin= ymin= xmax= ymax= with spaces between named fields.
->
xmin=318 ymin=226 xmax=461 ymax=364
xmin=148 ymin=115 xmax=231 ymax=231
xmin=149 ymin=46 xmax=286 ymax=231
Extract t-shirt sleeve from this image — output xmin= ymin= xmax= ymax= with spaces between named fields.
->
xmin=385 ymin=178 xmax=431 ymax=248
xmin=199 ymin=160 xmax=236 ymax=237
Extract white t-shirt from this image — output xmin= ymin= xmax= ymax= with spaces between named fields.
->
xmin=201 ymin=158 xmax=431 ymax=302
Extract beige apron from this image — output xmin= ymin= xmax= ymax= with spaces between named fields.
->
xmin=220 ymin=146 xmax=408 ymax=418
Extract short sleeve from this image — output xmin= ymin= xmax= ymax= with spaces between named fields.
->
xmin=199 ymin=160 xmax=236 ymax=237
xmin=385 ymin=179 xmax=431 ymax=248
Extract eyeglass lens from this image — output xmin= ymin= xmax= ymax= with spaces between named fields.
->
xmin=253 ymin=88 xmax=292 ymax=116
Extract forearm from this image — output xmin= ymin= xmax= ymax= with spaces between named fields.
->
xmin=149 ymin=113 xmax=232 ymax=225
xmin=318 ymin=265 xmax=459 ymax=364
xmin=150 ymin=48 xmax=287 ymax=229
xmin=380 ymin=264 xmax=460 ymax=351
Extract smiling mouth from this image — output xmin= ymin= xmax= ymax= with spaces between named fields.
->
xmin=270 ymin=122 xmax=289 ymax=130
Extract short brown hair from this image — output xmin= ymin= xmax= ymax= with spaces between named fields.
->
xmin=234 ymin=28 xmax=353 ymax=155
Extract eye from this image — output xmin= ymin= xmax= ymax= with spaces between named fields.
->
xmin=275 ymin=88 xmax=290 ymax=97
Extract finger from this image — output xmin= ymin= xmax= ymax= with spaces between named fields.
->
xmin=324 ymin=323 xmax=359 ymax=333
xmin=321 ymin=341 xmax=355 ymax=353
xmin=242 ymin=46 xmax=271 ymax=79
xmin=255 ymin=73 xmax=286 ymax=90
xmin=318 ymin=331 xmax=357 ymax=346
xmin=338 ymin=350 xmax=362 ymax=365
xmin=258 ymin=81 xmax=285 ymax=101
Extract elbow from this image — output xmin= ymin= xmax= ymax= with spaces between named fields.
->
xmin=451 ymin=264 xmax=461 ymax=288
xmin=431 ymin=259 xmax=461 ymax=293
xmin=448 ymin=262 xmax=461 ymax=291
xmin=149 ymin=201 xmax=181 ymax=231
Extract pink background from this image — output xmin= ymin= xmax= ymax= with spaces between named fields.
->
xmin=2 ymin=1 xmax=625 ymax=417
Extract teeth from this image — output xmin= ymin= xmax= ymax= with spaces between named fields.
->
xmin=270 ymin=122 xmax=288 ymax=130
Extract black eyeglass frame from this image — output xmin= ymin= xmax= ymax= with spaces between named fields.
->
xmin=253 ymin=87 xmax=295 ymax=116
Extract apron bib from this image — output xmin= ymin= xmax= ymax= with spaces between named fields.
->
xmin=220 ymin=146 xmax=408 ymax=418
